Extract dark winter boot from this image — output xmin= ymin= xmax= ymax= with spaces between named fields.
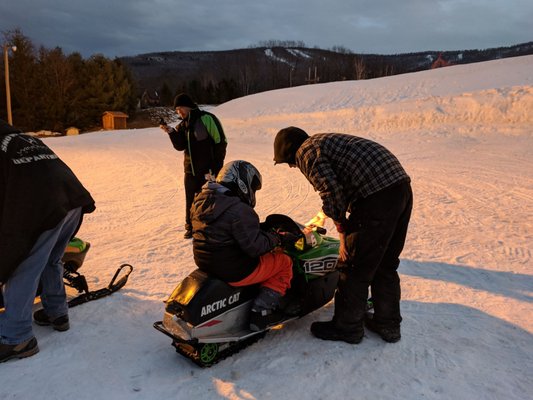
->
xmin=310 ymin=320 xmax=364 ymax=344
xmin=364 ymin=314 xmax=401 ymax=343
xmin=0 ymin=337 xmax=39 ymax=363
xmin=249 ymin=287 xmax=285 ymax=331
xmin=33 ymin=309 xmax=70 ymax=332
xmin=251 ymin=286 xmax=283 ymax=311
xmin=249 ymin=309 xmax=286 ymax=331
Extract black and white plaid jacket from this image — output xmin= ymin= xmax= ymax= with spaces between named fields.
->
xmin=296 ymin=133 xmax=410 ymax=225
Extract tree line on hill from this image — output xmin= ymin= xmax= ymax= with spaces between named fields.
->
xmin=122 ymin=40 xmax=532 ymax=108
xmin=122 ymin=44 xmax=401 ymax=109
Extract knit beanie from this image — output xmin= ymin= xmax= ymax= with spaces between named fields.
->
xmin=173 ymin=93 xmax=197 ymax=109
xmin=273 ymin=126 xmax=310 ymax=165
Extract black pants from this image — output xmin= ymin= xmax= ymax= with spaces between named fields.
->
xmin=334 ymin=181 xmax=413 ymax=330
xmin=184 ymin=173 xmax=207 ymax=231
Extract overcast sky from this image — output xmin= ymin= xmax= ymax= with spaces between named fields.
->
xmin=1 ymin=0 xmax=532 ymax=58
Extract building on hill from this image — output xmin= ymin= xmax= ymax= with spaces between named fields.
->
xmin=431 ymin=53 xmax=452 ymax=69
xmin=140 ymin=90 xmax=160 ymax=109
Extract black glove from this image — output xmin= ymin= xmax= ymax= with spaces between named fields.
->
xmin=276 ymin=230 xmax=301 ymax=248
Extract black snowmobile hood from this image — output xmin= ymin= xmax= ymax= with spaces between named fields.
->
xmin=193 ymin=182 xmax=241 ymax=223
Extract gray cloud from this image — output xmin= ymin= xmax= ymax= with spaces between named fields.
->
xmin=1 ymin=0 xmax=531 ymax=57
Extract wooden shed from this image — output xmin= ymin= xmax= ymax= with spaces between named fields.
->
xmin=102 ymin=111 xmax=129 ymax=130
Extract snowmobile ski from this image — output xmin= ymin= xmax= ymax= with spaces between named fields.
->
xmin=67 ymin=263 xmax=133 ymax=308
xmin=1 ymin=238 xmax=133 ymax=310
xmin=60 ymin=239 xmax=133 ymax=307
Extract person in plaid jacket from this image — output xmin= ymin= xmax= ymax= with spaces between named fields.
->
xmin=273 ymin=126 xmax=412 ymax=344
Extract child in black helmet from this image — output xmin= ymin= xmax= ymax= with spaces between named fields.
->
xmin=190 ymin=160 xmax=298 ymax=330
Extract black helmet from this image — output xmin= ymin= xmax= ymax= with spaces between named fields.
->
xmin=216 ymin=160 xmax=262 ymax=207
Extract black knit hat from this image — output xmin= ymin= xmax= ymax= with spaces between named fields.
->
xmin=273 ymin=126 xmax=310 ymax=165
xmin=173 ymin=93 xmax=197 ymax=109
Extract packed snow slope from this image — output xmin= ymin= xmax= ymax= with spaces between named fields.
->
xmin=1 ymin=55 xmax=532 ymax=400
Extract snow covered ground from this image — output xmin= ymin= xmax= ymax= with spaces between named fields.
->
xmin=1 ymin=55 xmax=532 ymax=400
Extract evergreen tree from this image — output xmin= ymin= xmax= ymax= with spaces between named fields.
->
xmin=36 ymin=46 xmax=78 ymax=131
xmin=1 ymin=29 xmax=137 ymax=131
xmin=159 ymin=82 xmax=173 ymax=106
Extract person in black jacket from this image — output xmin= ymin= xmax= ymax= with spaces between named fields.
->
xmin=191 ymin=160 xmax=297 ymax=331
xmin=0 ymin=120 xmax=95 ymax=363
xmin=161 ymin=93 xmax=227 ymax=239
xmin=273 ymin=127 xmax=412 ymax=344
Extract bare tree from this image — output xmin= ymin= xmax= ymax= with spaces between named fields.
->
xmin=354 ymin=56 xmax=367 ymax=80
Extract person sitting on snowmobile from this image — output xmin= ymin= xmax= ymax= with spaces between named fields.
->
xmin=190 ymin=160 xmax=298 ymax=331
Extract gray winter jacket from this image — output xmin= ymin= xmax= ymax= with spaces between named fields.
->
xmin=190 ymin=182 xmax=279 ymax=282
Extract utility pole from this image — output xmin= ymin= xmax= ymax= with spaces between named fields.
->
xmin=3 ymin=44 xmax=17 ymax=125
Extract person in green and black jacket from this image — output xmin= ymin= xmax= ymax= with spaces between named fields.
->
xmin=161 ymin=93 xmax=227 ymax=239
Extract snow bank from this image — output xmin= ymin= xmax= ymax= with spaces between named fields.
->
xmin=217 ymin=55 xmax=533 ymax=136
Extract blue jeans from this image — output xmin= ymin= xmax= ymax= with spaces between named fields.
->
xmin=0 ymin=207 xmax=82 ymax=344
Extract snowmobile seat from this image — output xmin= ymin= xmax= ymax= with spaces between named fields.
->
xmin=165 ymin=269 xmax=259 ymax=326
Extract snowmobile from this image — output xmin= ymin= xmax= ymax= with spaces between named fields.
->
xmin=0 ymin=237 xmax=133 ymax=309
xmin=153 ymin=214 xmax=343 ymax=367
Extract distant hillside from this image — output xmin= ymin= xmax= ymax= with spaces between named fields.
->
xmin=120 ymin=42 xmax=533 ymax=106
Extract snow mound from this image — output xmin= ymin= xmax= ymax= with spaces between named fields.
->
xmin=216 ymin=55 xmax=533 ymax=136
